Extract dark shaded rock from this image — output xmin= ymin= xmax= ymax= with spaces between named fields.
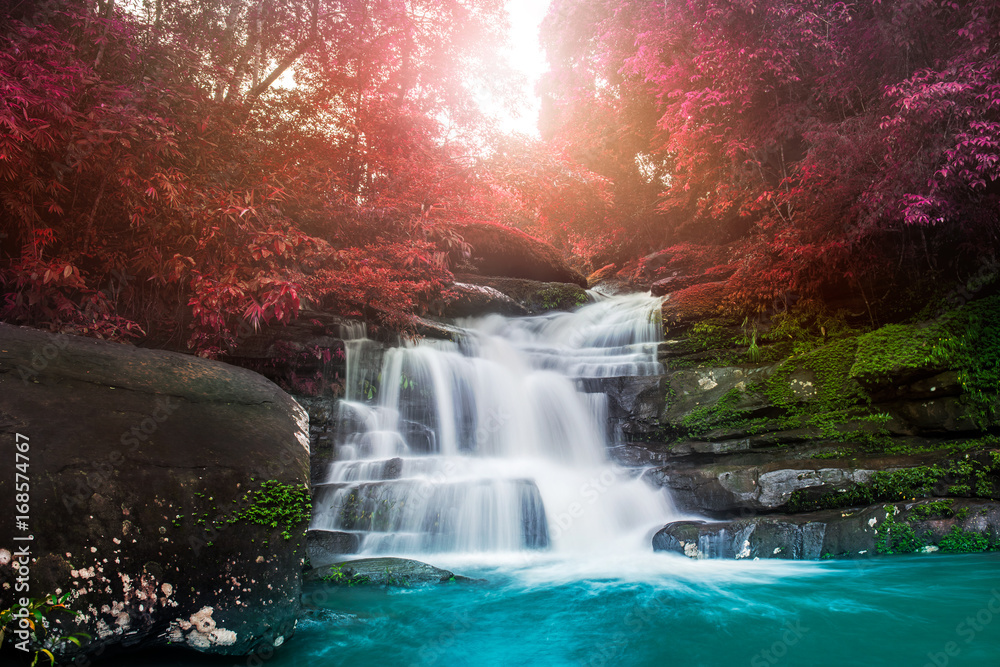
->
xmin=303 ymin=557 xmax=476 ymax=586
xmin=453 ymin=274 xmax=590 ymax=314
xmin=449 ymin=222 xmax=587 ymax=286
xmin=890 ymin=396 xmax=980 ymax=433
xmin=221 ymin=309 xmax=361 ymax=397
xmin=584 ymin=375 xmax=666 ymax=441
xmin=306 ymin=530 xmax=362 ymax=567
xmin=296 ymin=395 xmax=338 ymax=486
xmin=0 ymin=324 xmax=309 ymax=660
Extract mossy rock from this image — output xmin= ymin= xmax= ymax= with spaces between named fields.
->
xmin=303 ymin=558 xmax=477 ymax=587
xmin=452 ymin=274 xmax=590 ymax=314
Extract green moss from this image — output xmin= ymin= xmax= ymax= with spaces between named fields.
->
xmin=229 ymin=479 xmax=312 ymax=540
xmin=850 ymin=322 xmax=947 ymax=385
xmin=753 ymin=337 xmax=893 ymax=446
xmin=929 ymin=295 xmax=1000 ymax=427
xmin=688 ymin=321 xmax=737 ymax=352
xmin=680 ymin=387 xmax=754 ymax=436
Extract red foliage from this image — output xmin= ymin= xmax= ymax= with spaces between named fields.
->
xmin=0 ymin=0 xmax=509 ymax=354
xmin=541 ymin=0 xmax=1000 ymax=312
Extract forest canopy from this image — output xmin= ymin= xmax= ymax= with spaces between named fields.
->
xmin=539 ymin=0 xmax=1000 ymax=311
xmin=1 ymin=0 xmax=998 ymax=354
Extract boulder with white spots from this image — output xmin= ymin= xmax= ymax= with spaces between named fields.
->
xmin=0 ymin=324 xmax=310 ymax=660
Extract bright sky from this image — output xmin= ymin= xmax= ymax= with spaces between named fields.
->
xmin=498 ymin=0 xmax=552 ymax=136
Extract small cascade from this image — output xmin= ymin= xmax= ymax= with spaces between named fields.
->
xmin=310 ymin=293 xmax=675 ymax=555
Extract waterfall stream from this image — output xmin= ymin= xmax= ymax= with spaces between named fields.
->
xmin=310 ymin=293 xmax=676 ymax=556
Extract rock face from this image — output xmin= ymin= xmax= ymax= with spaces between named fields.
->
xmin=306 ymin=530 xmax=361 ymax=567
xmin=592 ymin=289 xmax=1000 ymax=559
xmin=450 ymin=222 xmax=587 ymax=286
xmin=653 ymin=500 xmax=1000 ymax=559
xmin=0 ymin=324 xmax=310 ymax=660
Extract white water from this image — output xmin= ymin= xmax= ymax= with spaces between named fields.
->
xmin=310 ymin=293 xmax=676 ymax=556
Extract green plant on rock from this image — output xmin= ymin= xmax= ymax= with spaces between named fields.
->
xmin=874 ymin=508 xmax=924 ymax=555
xmin=763 ymin=301 xmax=855 ymax=352
xmin=688 ymin=320 xmax=736 ymax=352
xmin=788 ymin=455 xmax=1000 ymax=512
xmin=320 ymin=564 xmax=371 ymax=586
xmin=382 ymin=567 xmax=410 ymax=587
xmin=938 ymin=525 xmax=990 ymax=553
xmin=230 ymin=479 xmax=312 ymax=540
xmin=0 ymin=593 xmax=90 ymax=666
xmin=908 ymin=500 xmax=955 ymax=520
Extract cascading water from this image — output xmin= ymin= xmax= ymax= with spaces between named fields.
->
xmin=310 ymin=293 xmax=675 ymax=556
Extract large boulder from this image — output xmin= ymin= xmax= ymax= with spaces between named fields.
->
xmin=451 ymin=222 xmax=587 ymax=287
xmin=0 ymin=324 xmax=310 ymax=661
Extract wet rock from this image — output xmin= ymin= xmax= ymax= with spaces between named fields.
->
xmin=654 ymin=518 xmax=828 ymax=560
xmin=306 ymin=530 xmax=362 ymax=567
xmin=0 ymin=323 xmax=309 ymax=659
xmin=654 ymin=500 xmax=1000 ymax=559
xmin=304 ymin=557 xmax=476 ymax=586
xmin=646 ymin=461 xmax=876 ymax=516
xmin=439 ymin=282 xmax=529 ymax=318
xmin=452 ymin=275 xmax=591 ymax=314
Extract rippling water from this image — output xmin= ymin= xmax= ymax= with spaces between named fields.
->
xmin=278 ymin=552 xmax=1000 ymax=667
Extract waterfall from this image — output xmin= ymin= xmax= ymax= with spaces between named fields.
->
xmin=310 ymin=293 xmax=675 ymax=555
